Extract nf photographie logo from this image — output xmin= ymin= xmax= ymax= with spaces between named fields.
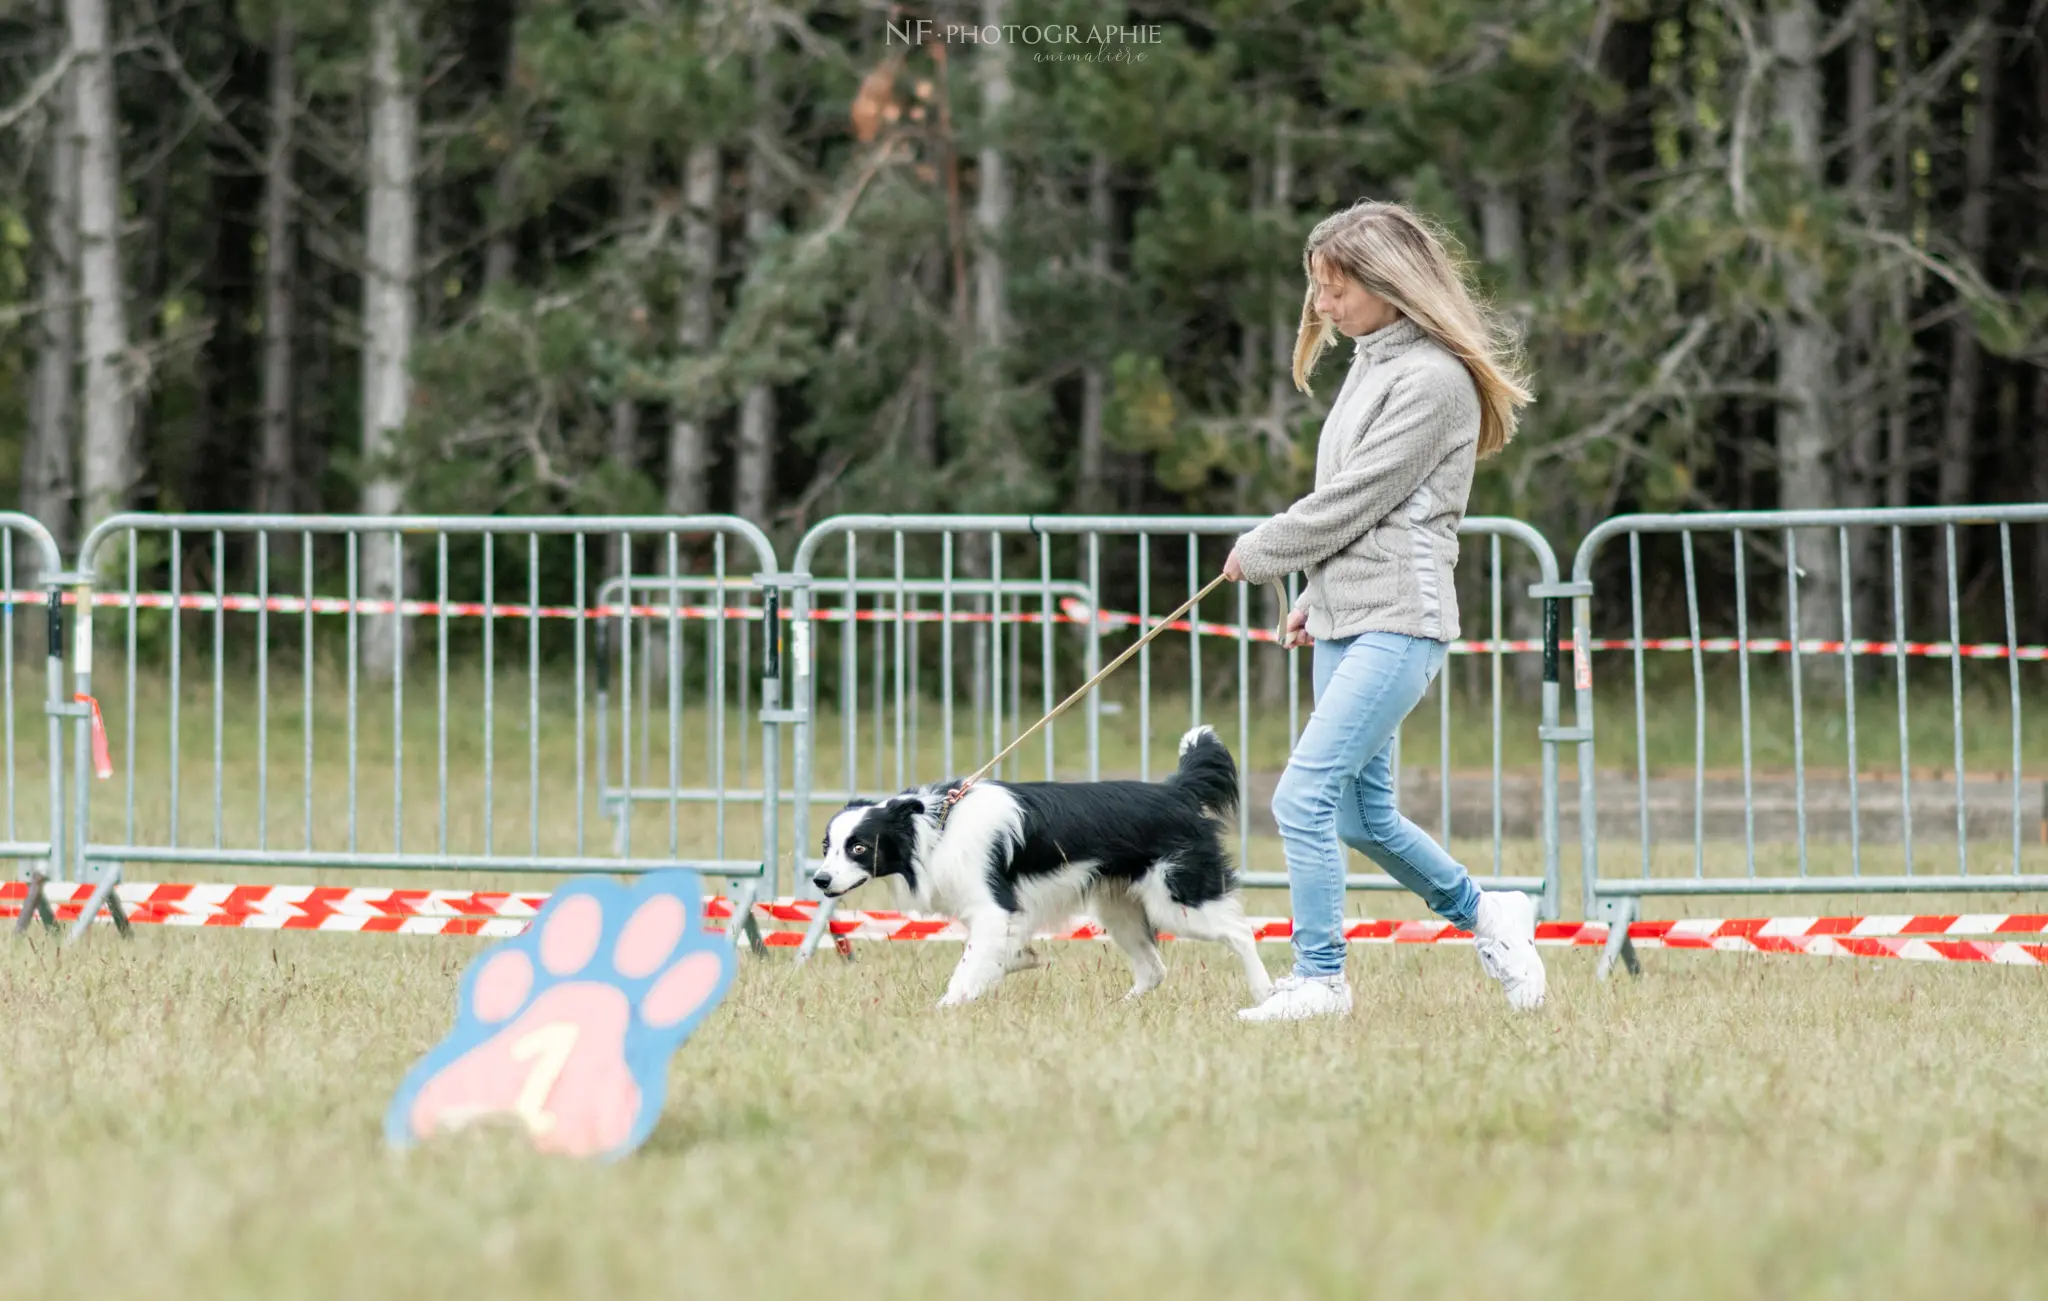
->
xmin=886 ymin=19 xmax=1162 ymax=63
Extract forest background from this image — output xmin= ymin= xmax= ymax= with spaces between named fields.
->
xmin=3 ymin=0 xmax=2045 ymax=650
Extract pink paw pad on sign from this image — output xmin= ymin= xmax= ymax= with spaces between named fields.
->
xmin=385 ymin=872 xmax=735 ymax=1161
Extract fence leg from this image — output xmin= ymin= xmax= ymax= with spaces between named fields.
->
xmin=58 ymin=572 xmax=129 ymax=944
xmin=16 ymin=577 xmax=66 ymax=937
xmin=12 ymin=866 xmax=57 ymax=934
xmin=64 ymin=863 xmax=130 ymax=944
xmin=759 ymin=584 xmax=783 ymax=904
xmin=794 ymin=896 xmax=855 ymax=964
xmin=724 ymin=877 xmax=766 ymax=955
xmin=1531 ymin=581 xmax=1589 ymax=926
xmin=1539 ymin=595 xmax=1563 ymax=922
xmin=1595 ymin=896 xmax=1640 ymax=981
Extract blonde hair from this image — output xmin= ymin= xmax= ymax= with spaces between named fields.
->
xmin=1292 ymin=200 xmax=1532 ymax=459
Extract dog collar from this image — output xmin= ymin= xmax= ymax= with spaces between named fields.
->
xmin=933 ymin=779 xmax=974 ymax=833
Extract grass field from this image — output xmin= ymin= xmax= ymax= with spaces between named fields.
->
xmin=5 ymin=928 xmax=2045 ymax=1300
xmin=7 ymin=643 xmax=2048 ymax=1299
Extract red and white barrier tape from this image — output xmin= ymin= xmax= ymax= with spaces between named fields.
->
xmin=7 ymin=589 xmax=769 ymax=623
xmin=2 ymin=586 xmax=2041 ymax=660
xmin=7 ymin=881 xmax=2047 ymax=965
xmin=0 ymin=881 xmax=553 ymax=935
xmin=3 ymin=588 xmax=1053 ymax=626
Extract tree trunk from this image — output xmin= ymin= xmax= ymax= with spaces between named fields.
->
xmin=733 ymin=391 xmax=775 ymax=526
xmin=1769 ymin=0 xmax=1840 ymax=643
xmin=306 ymin=250 xmax=334 ymax=509
xmin=1994 ymin=375 xmax=2018 ymax=497
xmin=1884 ymin=0 xmax=1915 ymax=511
xmin=1539 ymin=116 xmax=1574 ymax=293
xmin=359 ymin=0 xmax=419 ymax=679
xmin=968 ymin=0 xmax=1013 ymax=495
xmin=1937 ymin=9 xmax=1998 ymax=509
xmin=1478 ymin=178 xmax=1523 ymax=290
xmin=665 ymin=141 xmax=719 ymax=516
xmin=609 ymin=157 xmax=646 ymax=486
xmin=2035 ymin=371 xmax=2048 ymax=641
xmin=130 ymin=84 xmax=176 ymax=506
xmin=25 ymin=5 xmax=77 ymax=572
xmin=607 ymin=154 xmax=646 ymax=579
xmin=908 ymin=254 xmax=941 ymax=469
xmin=192 ymin=7 xmax=265 ymax=516
xmin=1077 ymin=150 xmax=1111 ymax=511
xmin=1842 ymin=13 xmax=1882 ymax=626
xmin=974 ymin=0 xmax=1010 ymax=356
xmin=69 ymin=0 xmax=132 ymax=539
xmin=1843 ymin=21 xmax=1877 ymax=490
xmin=733 ymin=25 xmax=778 ymax=528
xmin=2035 ymin=30 xmax=2048 ymax=639
xmin=483 ymin=158 xmax=520 ymax=294
xmin=482 ymin=3 xmax=521 ymax=295
xmin=913 ymin=254 xmax=942 ymax=469
xmin=257 ymin=8 xmax=297 ymax=530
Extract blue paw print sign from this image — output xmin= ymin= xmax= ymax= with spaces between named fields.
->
xmin=386 ymin=871 xmax=736 ymax=1160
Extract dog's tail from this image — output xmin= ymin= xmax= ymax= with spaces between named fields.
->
xmin=1168 ymin=725 xmax=1239 ymax=820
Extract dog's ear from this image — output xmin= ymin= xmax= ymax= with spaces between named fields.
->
xmin=882 ymin=795 xmax=926 ymax=823
xmin=865 ymin=796 xmax=925 ymax=880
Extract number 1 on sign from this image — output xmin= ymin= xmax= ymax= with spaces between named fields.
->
xmin=510 ymin=1022 xmax=580 ymax=1135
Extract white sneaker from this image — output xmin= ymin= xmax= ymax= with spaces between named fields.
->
xmin=1236 ymin=973 xmax=1353 ymax=1022
xmin=1472 ymin=891 xmax=1547 ymax=1010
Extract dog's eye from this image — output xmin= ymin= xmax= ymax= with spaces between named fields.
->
xmin=850 ymin=844 xmax=866 ymax=856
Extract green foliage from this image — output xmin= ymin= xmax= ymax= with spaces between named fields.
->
xmin=0 ymin=0 xmax=2043 ymax=593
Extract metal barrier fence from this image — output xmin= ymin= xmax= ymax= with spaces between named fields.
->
xmin=589 ymin=573 xmax=759 ymax=862
xmin=780 ymin=514 xmax=1574 ymax=958
xmin=1570 ymin=506 xmax=2048 ymax=977
xmin=14 ymin=503 xmax=2044 ymax=969
xmin=0 ymin=513 xmax=68 ymax=933
xmin=34 ymin=514 xmax=783 ymax=945
xmin=591 ymin=574 xmax=1091 ymax=852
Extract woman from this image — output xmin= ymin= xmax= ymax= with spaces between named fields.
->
xmin=1224 ymin=200 xmax=1542 ymax=1021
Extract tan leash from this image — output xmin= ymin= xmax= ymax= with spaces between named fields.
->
xmin=935 ymin=573 xmax=1292 ymax=826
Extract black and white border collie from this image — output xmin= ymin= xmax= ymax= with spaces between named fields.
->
xmin=812 ymin=726 xmax=1275 ymax=1009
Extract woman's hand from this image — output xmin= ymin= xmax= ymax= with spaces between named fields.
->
xmin=1280 ymin=608 xmax=1312 ymax=649
xmin=1223 ymin=546 xmax=1245 ymax=582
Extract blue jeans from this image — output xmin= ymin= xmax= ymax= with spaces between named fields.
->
xmin=1272 ymin=632 xmax=1482 ymax=979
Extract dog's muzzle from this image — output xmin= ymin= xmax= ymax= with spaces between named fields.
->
xmin=812 ymin=870 xmax=866 ymax=898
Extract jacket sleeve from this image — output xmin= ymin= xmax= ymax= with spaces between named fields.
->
xmin=1232 ymin=362 xmax=1477 ymax=584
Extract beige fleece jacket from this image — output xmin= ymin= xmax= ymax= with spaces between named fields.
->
xmin=1232 ymin=315 xmax=1479 ymax=642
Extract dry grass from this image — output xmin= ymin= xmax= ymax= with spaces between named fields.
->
xmin=7 ymin=652 xmax=2047 ymax=1299
xmin=4 ymin=929 xmax=2044 ymax=1300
